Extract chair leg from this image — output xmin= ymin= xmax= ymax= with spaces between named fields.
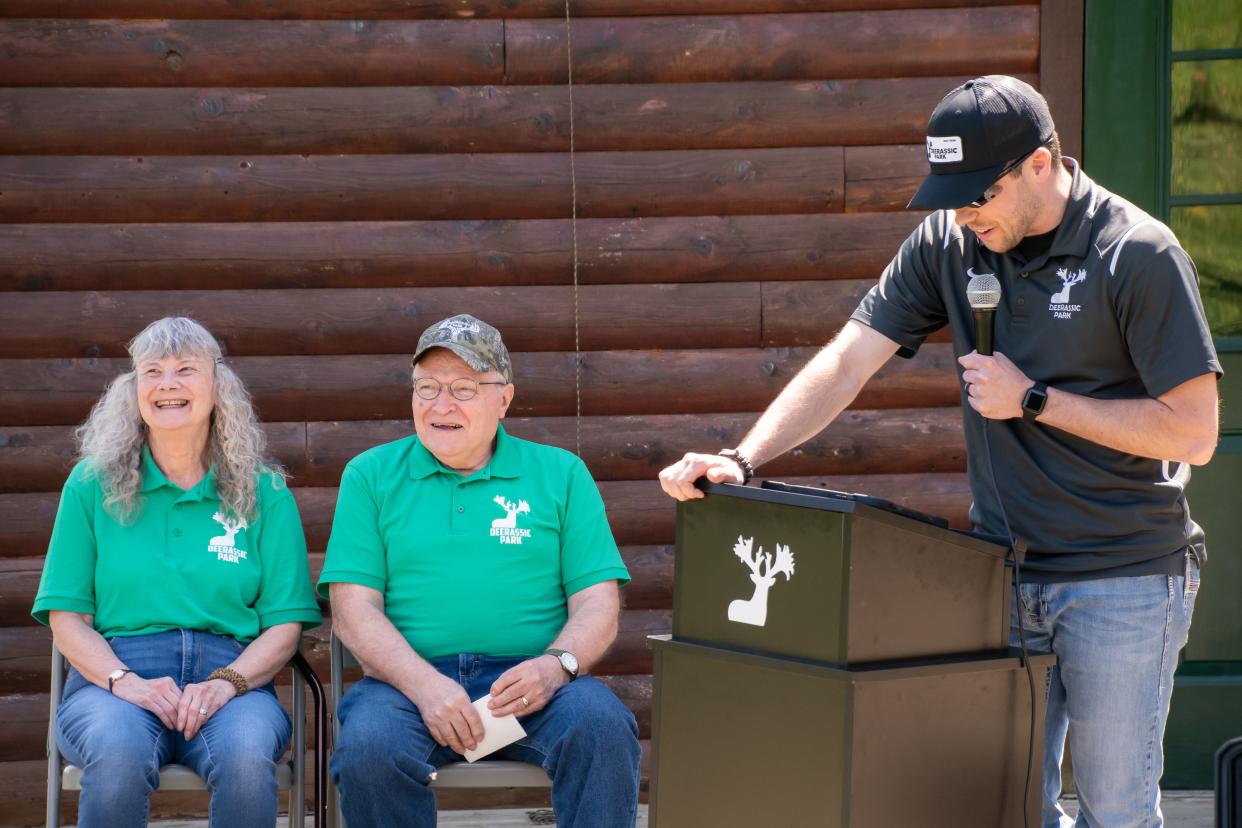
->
xmin=48 ymin=647 xmax=65 ymax=828
xmin=292 ymin=667 xmax=306 ymax=828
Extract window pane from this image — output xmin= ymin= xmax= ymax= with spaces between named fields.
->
xmin=1171 ymin=60 xmax=1242 ymax=196
xmin=1173 ymin=205 xmax=1242 ymax=337
xmin=1173 ymin=0 xmax=1242 ymax=51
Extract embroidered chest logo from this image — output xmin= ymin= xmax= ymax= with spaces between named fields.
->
xmin=208 ymin=511 xmax=249 ymax=563
xmin=727 ymin=535 xmax=795 ymax=627
xmin=1050 ymin=268 xmax=1088 ymax=319
xmin=490 ymin=495 xmax=532 ymax=545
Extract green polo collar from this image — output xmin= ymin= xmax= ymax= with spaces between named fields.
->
xmin=139 ymin=445 xmax=219 ymax=500
xmin=407 ymin=423 xmax=521 ymax=481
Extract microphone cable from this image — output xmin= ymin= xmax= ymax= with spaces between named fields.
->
xmin=979 ymin=415 xmax=1038 ymax=828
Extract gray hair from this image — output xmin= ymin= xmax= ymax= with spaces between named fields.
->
xmin=75 ymin=317 xmax=282 ymax=523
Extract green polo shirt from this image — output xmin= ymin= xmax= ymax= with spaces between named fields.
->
xmin=318 ymin=425 xmax=629 ymax=660
xmin=33 ymin=449 xmax=321 ymax=641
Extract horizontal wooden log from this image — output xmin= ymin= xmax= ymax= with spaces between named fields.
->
xmin=0 ymin=283 xmax=760 ymax=358
xmin=2 ymin=407 xmax=966 ymax=492
xmin=845 ymin=143 xmax=927 ymax=212
xmin=0 ymin=0 xmax=1037 ymax=20
xmin=761 ymin=279 xmax=953 ymax=346
xmin=1 ymin=473 xmax=972 ymax=559
xmin=0 ymin=608 xmax=672 ymax=693
xmin=0 ymin=20 xmax=503 ymax=87
xmin=1 ymin=11 xmax=1035 ymax=87
xmin=0 ymin=75 xmax=1034 ymax=155
xmin=0 ymin=344 xmax=962 ymax=426
xmin=506 ymin=8 xmax=1037 ymax=84
xmin=0 ymin=148 xmax=844 ymax=223
xmin=0 ymin=212 xmax=918 ymax=292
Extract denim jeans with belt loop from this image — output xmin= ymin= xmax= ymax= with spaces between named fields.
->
xmin=1012 ymin=552 xmax=1200 ymax=828
xmin=56 ymin=629 xmax=291 ymax=828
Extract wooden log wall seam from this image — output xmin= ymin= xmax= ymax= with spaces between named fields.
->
xmin=0 ymin=345 xmax=963 ymax=426
xmin=0 ymin=148 xmax=851 ymax=223
xmin=0 ymin=279 xmax=946 ymax=358
xmin=0 ymin=474 xmax=974 ymax=560
xmin=0 ymin=0 xmax=1036 ymax=21
xmin=0 ymin=213 xmax=921 ymax=292
xmin=0 ymin=75 xmax=1037 ymax=155
xmin=0 ymin=408 xmax=968 ymax=492
xmin=0 ymin=10 xmax=1037 ymax=87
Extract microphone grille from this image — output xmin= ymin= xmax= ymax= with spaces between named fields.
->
xmin=967 ymin=272 xmax=1002 ymax=309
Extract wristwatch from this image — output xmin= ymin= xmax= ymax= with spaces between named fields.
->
xmin=544 ymin=648 xmax=580 ymax=680
xmin=1021 ymin=381 xmax=1049 ymax=423
xmin=107 ymin=668 xmax=133 ymax=693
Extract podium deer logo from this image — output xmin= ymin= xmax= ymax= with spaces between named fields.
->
xmin=490 ymin=495 xmax=533 ymax=545
xmin=208 ymin=511 xmax=249 ymax=563
xmin=727 ymin=535 xmax=795 ymax=627
xmin=1051 ymin=268 xmax=1087 ymax=304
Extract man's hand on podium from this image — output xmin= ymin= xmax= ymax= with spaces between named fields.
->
xmin=658 ymin=452 xmax=746 ymax=501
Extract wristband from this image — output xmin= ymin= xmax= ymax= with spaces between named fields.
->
xmin=208 ymin=667 xmax=249 ymax=696
xmin=717 ymin=448 xmax=754 ymax=484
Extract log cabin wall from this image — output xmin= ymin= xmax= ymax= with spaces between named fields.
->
xmin=0 ymin=1 xmax=1080 ymax=823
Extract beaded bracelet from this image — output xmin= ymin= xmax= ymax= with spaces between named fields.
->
xmin=208 ymin=667 xmax=249 ymax=696
xmin=717 ymin=448 xmax=755 ymax=484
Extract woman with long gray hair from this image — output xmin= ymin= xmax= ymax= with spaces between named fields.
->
xmin=33 ymin=317 xmax=321 ymax=828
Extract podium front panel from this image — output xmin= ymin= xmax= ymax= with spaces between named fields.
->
xmin=674 ymin=484 xmax=1010 ymax=665
xmin=649 ymin=636 xmax=1051 ymax=828
xmin=674 ymin=491 xmax=849 ymax=664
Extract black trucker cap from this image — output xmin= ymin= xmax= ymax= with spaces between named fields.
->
xmin=908 ymin=75 xmax=1055 ymax=210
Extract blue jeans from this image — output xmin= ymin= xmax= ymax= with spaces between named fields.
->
xmin=332 ymin=655 xmax=641 ymax=828
xmin=1012 ymin=553 xmax=1199 ymax=828
xmin=56 ymin=630 xmax=291 ymax=828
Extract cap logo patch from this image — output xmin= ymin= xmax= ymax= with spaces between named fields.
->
xmin=439 ymin=317 xmax=481 ymax=341
xmin=926 ymin=136 xmax=964 ymax=164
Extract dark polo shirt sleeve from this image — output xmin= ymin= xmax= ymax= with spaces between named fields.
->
xmin=1107 ymin=221 xmax=1222 ymax=397
xmin=852 ymin=213 xmax=952 ymax=358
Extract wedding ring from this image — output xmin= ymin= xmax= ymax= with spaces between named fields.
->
xmin=199 ymin=707 xmax=209 ymax=716
xmin=521 ymin=696 xmax=530 ymax=708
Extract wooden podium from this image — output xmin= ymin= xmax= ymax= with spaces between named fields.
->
xmin=648 ymin=482 xmax=1054 ymax=827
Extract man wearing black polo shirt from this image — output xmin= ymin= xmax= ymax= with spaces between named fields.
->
xmin=660 ymin=75 xmax=1220 ymax=827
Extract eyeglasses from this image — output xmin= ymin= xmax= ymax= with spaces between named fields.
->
xmin=413 ymin=377 xmax=507 ymax=401
xmin=965 ymin=151 xmax=1034 ymax=209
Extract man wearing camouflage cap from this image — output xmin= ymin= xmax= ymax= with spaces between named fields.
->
xmin=321 ymin=314 xmax=641 ymax=827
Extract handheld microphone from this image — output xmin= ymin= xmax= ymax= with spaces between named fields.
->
xmin=966 ymin=271 xmax=1002 ymax=356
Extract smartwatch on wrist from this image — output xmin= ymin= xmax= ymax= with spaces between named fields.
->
xmin=544 ymin=648 xmax=580 ymax=679
xmin=1021 ymin=381 xmax=1049 ymax=423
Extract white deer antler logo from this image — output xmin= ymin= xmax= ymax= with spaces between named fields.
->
xmin=1050 ymin=268 xmax=1087 ymax=303
xmin=727 ymin=535 xmax=795 ymax=627
xmin=491 ymin=495 xmax=531 ymax=529
xmin=209 ymin=511 xmax=247 ymax=548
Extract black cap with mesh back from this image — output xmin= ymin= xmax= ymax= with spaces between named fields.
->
xmin=907 ymin=75 xmax=1056 ymax=210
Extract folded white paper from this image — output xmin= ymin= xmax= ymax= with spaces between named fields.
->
xmin=461 ymin=694 xmax=527 ymax=763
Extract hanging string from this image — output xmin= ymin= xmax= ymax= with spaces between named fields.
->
xmin=564 ymin=0 xmax=582 ymax=459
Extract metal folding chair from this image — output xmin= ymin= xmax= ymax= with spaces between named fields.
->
xmin=47 ymin=643 xmax=327 ymax=828
xmin=328 ymin=630 xmax=551 ymax=827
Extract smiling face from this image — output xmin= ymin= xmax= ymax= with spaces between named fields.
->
xmin=412 ymin=348 xmax=514 ymax=475
xmin=135 ymin=353 xmax=216 ymax=441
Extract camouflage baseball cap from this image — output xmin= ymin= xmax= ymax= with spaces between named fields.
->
xmin=412 ymin=314 xmax=512 ymax=382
